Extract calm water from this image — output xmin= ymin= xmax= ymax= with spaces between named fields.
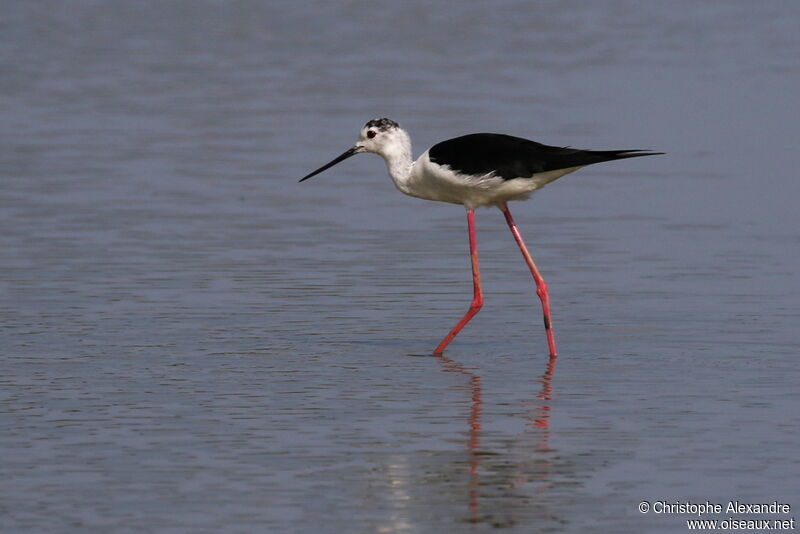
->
xmin=2 ymin=1 xmax=799 ymax=532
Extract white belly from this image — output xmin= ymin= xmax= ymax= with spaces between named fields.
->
xmin=398 ymin=151 xmax=580 ymax=209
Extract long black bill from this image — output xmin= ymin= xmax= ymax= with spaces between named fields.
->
xmin=299 ymin=146 xmax=361 ymax=182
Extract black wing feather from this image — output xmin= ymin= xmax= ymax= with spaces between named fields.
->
xmin=428 ymin=133 xmax=662 ymax=180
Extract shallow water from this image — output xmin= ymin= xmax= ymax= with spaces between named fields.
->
xmin=2 ymin=1 xmax=799 ymax=532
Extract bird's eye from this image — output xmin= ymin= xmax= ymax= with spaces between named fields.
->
xmin=367 ymin=130 xmax=376 ymax=139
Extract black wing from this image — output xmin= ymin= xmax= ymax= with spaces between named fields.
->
xmin=428 ymin=133 xmax=662 ymax=180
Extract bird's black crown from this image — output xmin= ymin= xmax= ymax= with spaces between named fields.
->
xmin=365 ymin=118 xmax=399 ymax=131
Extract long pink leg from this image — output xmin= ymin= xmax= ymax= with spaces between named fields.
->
xmin=500 ymin=202 xmax=558 ymax=357
xmin=433 ymin=208 xmax=483 ymax=355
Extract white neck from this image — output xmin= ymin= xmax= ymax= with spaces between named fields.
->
xmin=379 ymin=131 xmax=414 ymax=194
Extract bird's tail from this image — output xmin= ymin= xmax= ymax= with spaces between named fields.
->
xmin=580 ymin=149 xmax=664 ymax=166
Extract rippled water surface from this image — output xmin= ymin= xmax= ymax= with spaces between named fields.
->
xmin=2 ymin=1 xmax=799 ymax=532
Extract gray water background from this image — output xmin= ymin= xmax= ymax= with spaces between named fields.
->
xmin=2 ymin=1 xmax=799 ymax=532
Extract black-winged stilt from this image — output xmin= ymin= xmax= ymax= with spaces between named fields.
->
xmin=299 ymin=118 xmax=662 ymax=356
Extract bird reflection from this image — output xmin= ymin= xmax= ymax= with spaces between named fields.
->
xmin=436 ymin=353 xmax=558 ymax=525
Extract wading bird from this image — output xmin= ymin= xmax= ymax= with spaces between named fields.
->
xmin=299 ymin=118 xmax=661 ymax=356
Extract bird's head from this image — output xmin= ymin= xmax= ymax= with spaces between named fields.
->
xmin=299 ymin=118 xmax=409 ymax=182
xmin=356 ymin=118 xmax=405 ymax=155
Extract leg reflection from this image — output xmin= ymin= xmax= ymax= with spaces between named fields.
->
xmin=435 ymin=354 xmax=559 ymax=525
xmin=436 ymin=354 xmax=483 ymax=524
xmin=532 ymin=355 xmax=557 ymax=431
xmin=514 ymin=354 xmax=558 ymax=501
